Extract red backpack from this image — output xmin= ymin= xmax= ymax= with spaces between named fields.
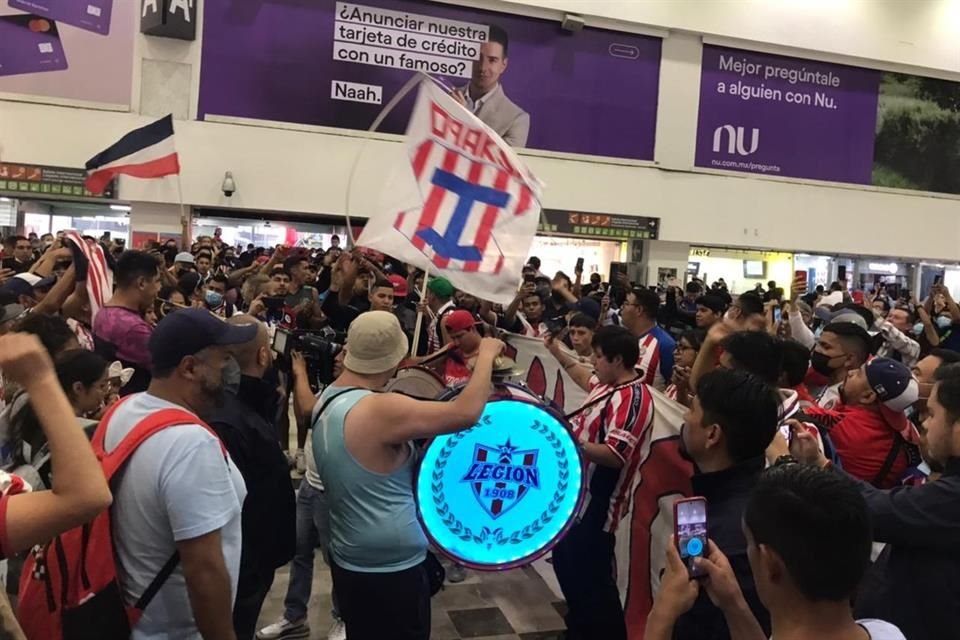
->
xmin=17 ymin=397 xmax=224 ymax=640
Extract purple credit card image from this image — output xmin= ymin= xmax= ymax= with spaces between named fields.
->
xmin=0 ymin=14 xmax=68 ymax=77
xmin=8 ymin=0 xmax=113 ymax=35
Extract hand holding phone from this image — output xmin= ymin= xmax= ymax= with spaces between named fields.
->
xmin=575 ymin=257 xmax=584 ymax=275
xmin=674 ymin=497 xmax=708 ymax=578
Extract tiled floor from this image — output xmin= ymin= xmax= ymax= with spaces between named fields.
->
xmin=257 ymin=557 xmax=568 ymax=640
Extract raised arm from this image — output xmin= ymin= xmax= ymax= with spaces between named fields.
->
xmin=545 ymin=331 xmax=593 ymax=392
xmin=370 ymin=338 xmax=503 ymax=443
xmin=0 ymin=334 xmax=112 ymax=555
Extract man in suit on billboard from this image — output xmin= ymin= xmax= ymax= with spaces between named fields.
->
xmin=453 ymin=25 xmax=530 ymax=148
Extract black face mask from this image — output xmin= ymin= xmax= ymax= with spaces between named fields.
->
xmin=810 ymin=350 xmax=841 ymax=376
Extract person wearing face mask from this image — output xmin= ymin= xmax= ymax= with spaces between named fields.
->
xmin=205 ymin=274 xmax=235 ymax=318
xmin=201 ymin=316 xmax=295 ymax=640
xmin=808 ymin=318 xmax=874 ymax=409
xmin=99 ymin=309 xmax=253 ymax=639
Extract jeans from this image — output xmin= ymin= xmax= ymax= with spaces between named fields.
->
xmin=283 ymin=482 xmax=339 ymax=622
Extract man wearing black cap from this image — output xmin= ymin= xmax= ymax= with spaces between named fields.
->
xmin=100 ymin=309 xmax=255 ymax=639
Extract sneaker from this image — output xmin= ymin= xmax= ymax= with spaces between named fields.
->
xmin=256 ymin=617 xmax=310 ymax=640
xmin=295 ymin=449 xmax=306 ymax=475
xmin=447 ymin=563 xmax=468 ymax=583
xmin=327 ymin=619 xmax=347 ymax=640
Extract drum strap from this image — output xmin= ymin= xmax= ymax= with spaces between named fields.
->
xmin=564 ymin=375 xmax=643 ymax=421
xmin=312 ymin=387 xmax=368 ymax=427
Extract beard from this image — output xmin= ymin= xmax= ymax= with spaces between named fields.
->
xmin=198 ymin=367 xmax=226 ymax=408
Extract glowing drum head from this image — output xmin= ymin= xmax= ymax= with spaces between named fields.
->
xmin=416 ymin=398 xmax=583 ymax=570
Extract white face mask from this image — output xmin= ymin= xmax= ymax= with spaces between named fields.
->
xmin=937 ymin=316 xmax=953 ymax=330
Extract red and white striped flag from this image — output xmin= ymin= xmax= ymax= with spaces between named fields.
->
xmin=62 ymin=231 xmax=113 ymax=321
xmin=357 ymin=77 xmax=544 ymax=304
xmin=84 ymin=115 xmax=180 ymax=195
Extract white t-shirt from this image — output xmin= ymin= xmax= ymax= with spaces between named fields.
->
xmin=772 ymin=619 xmax=904 ymax=640
xmin=104 ymin=393 xmax=247 ymax=640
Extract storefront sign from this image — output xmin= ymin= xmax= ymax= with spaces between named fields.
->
xmin=0 ymin=162 xmax=115 ymax=199
xmin=141 ymin=0 xmax=197 ymax=41
xmin=198 ymin=0 xmax=662 ymax=160
xmin=539 ymin=210 xmax=659 ymax=240
xmin=696 ymin=44 xmax=960 ymax=195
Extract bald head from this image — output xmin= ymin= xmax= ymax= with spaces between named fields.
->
xmin=227 ymin=315 xmax=271 ymax=375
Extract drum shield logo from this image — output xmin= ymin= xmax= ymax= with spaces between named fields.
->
xmin=461 ymin=439 xmax=540 ymax=519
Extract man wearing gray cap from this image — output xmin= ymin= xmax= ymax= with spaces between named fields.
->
xmin=312 ymin=310 xmax=503 ymax=640
xmin=101 ymin=308 xmax=255 ymax=639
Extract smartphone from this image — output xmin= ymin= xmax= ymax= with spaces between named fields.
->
xmin=523 ymin=273 xmax=536 ymax=284
xmin=575 ymin=257 xmax=584 ymax=273
xmin=934 ymin=275 xmax=943 ymax=285
xmin=774 ymin=307 xmax=782 ymax=324
xmin=793 ymin=269 xmax=807 ymax=289
xmin=674 ymin=497 xmax=708 ymax=578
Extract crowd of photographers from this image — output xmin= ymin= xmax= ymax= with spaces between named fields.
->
xmin=0 ymin=228 xmax=955 ymax=639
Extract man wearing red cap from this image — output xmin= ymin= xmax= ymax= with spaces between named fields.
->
xmin=440 ymin=310 xmax=483 ymax=386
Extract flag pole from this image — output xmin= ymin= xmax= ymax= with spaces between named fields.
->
xmin=410 ymin=266 xmax=431 ymax=357
xmin=175 ymin=174 xmax=190 ymax=248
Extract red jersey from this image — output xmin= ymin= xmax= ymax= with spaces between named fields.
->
xmin=571 ymin=376 xmax=655 ymax=533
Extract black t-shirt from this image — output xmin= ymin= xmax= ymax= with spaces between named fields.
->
xmin=1 ymin=257 xmax=33 ymax=274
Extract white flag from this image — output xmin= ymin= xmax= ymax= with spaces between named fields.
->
xmin=357 ymin=76 xmax=544 ymax=304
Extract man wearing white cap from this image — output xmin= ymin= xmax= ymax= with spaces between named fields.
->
xmin=312 ymin=311 xmax=503 ymax=640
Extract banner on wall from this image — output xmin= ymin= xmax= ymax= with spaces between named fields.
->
xmin=198 ymin=0 xmax=662 ymax=160
xmin=0 ymin=1 xmax=135 ymax=106
xmin=696 ymin=44 xmax=960 ymax=195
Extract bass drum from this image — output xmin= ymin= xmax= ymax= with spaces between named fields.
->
xmin=384 ymin=366 xmax=445 ymax=400
xmin=416 ymin=383 xmax=584 ymax=571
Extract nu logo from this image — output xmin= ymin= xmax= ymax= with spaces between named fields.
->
xmin=712 ymin=125 xmax=759 ymax=156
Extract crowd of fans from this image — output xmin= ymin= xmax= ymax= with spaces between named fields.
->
xmin=0 ymin=228 xmax=954 ymax=640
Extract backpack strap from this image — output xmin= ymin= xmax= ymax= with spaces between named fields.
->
xmin=91 ymin=401 xmax=228 ymax=612
xmin=98 ymin=407 xmax=224 ymax=481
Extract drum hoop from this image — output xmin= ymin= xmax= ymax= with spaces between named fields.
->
xmin=414 ymin=397 xmax=585 ymax=571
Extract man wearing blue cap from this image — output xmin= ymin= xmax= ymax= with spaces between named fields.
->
xmin=100 ymin=308 xmax=256 ymax=639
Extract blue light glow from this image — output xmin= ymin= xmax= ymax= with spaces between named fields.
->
xmin=416 ymin=400 xmax=583 ymax=570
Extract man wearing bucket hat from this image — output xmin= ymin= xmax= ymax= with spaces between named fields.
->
xmin=311 ymin=311 xmax=503 ymax=640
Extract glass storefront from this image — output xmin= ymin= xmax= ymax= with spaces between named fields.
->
xmin=19 ymin=200 xmax=130 ymax=243
xmin=688 ymin=247 xmax=795 ymax=293
xmin=192 ymin=214 xmax=350 ymax=250
xmin=528 ymin=235 xmax=627 ymax=281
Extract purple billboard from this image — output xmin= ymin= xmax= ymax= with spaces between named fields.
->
xmin=198 ymin=0 xmax=661 ymax=160
xmin=695 ymin=45 xmax=880 ymax=184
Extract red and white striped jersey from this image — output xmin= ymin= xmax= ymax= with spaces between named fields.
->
xmin=571 ymin=376 xmax=655 ymax=533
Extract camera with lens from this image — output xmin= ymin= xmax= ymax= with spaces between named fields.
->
xmin=272 ymin=327 xmax=346 ymax=389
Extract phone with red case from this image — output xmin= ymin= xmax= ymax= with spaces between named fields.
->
xmin=674 ymin=497 xmax=708 ymax=577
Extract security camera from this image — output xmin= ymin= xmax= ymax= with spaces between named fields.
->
xmin=222 ymin=171 xmax=236 ymax=198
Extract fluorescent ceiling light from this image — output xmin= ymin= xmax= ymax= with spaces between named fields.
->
xmin=110 ymin=205 xmax=131 ymax=212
